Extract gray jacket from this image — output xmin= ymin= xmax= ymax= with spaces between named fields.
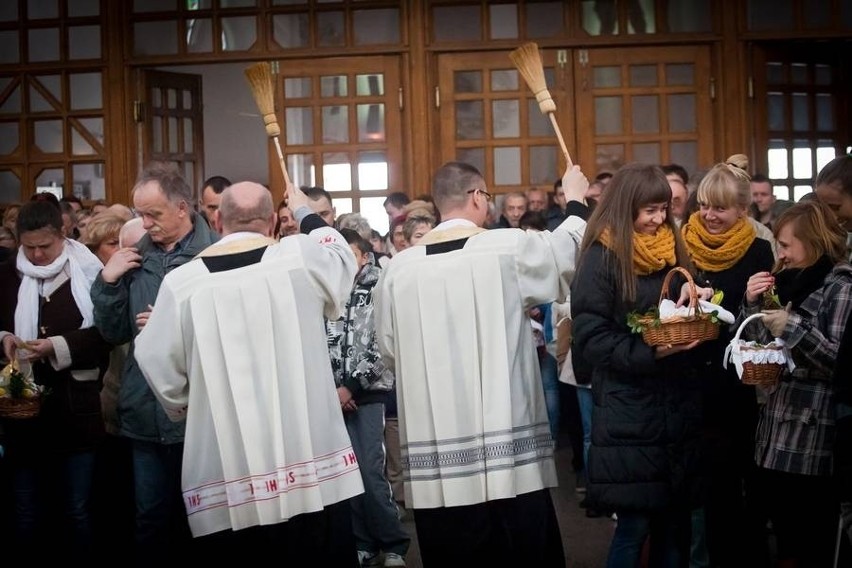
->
xmin=91 ymin=214 xmax=217 ymax=444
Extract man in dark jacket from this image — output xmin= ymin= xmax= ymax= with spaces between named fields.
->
xmin=91 ymin=162 xmax=218 ymax=564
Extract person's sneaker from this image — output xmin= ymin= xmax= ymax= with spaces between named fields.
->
xmin=357 ymin=550 xmax=381 ymax=567
xmin=383 ymin=552 xmax=406 ymax=567
xmin=575 ymin=472 xmax=587 ymax=494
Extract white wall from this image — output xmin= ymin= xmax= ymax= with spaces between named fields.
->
xmin=158 ymin=63 xmax=269 ymax=187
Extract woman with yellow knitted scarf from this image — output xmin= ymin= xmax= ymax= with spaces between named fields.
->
xmin=679 ymin=155 xmax=776 ymax=567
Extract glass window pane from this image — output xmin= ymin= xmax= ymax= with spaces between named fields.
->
xmin=767 ymin=62 xmax=784 ymax=84
xmin=490 ymin=4 xmax=518 ymax=39
xmin=133 ymin=0 xmax=175 ymax=12
xmin=767 ymin=93 xmax=785 ymax=131
xmin=322 ymin=105 xmax=349 ymax=144
xmin=668 ymin=0 xmax=712 ymax=33
xmin=595 ymin=97 xmax=622 ymax=135
xmin=434 ymin=6 xmax=482 ymax=42
xmin=152 ymin=117 xmax=162 ymax=152
xmin=357 ymin=104 xmax=384 ymax=143
xmin=332 ymin=198 xmax=352 ymax=217
xmin=357 ymin=151 xmax=388 ymax=191
xmin=323 ymin=152 xmax=351 ymax=192
xmin=183 ymin=119 xmax=193 ymax=152
xmin=773 ymin=185 xmax=790 ymax=201
xmin=596 ymin=144 xmax=624 ymax=174
xmin=492 ymin=100 xmax=519 ymax=138
xmin=317 ymin=11 xmax=344 ymax=47
xmin=34 ymin=120 xmax=63 ymax=153
xmin=767 ymin=142 xmax=788 ymax=178
xmin=748 ymin=0 xmax=793 ymax=30
xmin=632 ymin=95 xmax=659 ymax=134
xmin=0 ymin=123 xmax=19 ymax=155
xmin=73 ymin=163 xmax=105 ymax=200
xmin=28 ymin=28 xmax=60 ymax=62
xmin=29 ymin=85 xmax=53 ymax=112
xmin=36 ymin=168 xmax=65 ymax=192
xmin=630 ymin=65 xmax=657 ymax=87
xmin=186 ymin=19 xmax=213 ymax=53
xmin=792 ymin=147 xmax=812 ymax=179
xmin=627 ymin=0 xmax=655 ymax=33
xmin=530 ymin=146 xmax=557 ymax=185
xmin=321 ymin=76 xmax=347 ymax=98
xmin=0 ymin=2 xmax=17 ymax=21
xmin=273 ymin=13 xmax=309 ymax=48
xmin=633 ymin=142 xmax=660 ymax=165
xmin=793 ymin=186 xmax=811 ymax=201
xmin=38 ymin=75 xmax=62 ymax=103
xmin=356 ymin=75 xmax=383 ymax=96
xmin=593 ymin=66 xmax=621 ymax=88
xmin=354 ymin=9 xmax=400 ymax=45
xmin=221 ymin=0 xmax=255 ymax=7
xmin=68 ymin=0 xmax=100 ymax=17
xmin=285 ymin=107 xmax=313 ymax=145
xmin=528 ymin=99 xmax=551 ymax=137
xmin=287 ymin=153 xmax=316 ymax=188
xmin=791 ymin=63 xmax=808 ymax=84
xmin=583 ymin=0 xmax=618 ymax=35
xmin=359 ymin=196 xmax=389 ymax=235
xmin=221 ymin=16 xmax=255 ymax=51
xmin=457 ymin=148 xmax=485 ymax=175
xmin=454 ymin=71 xmax=482 ymax=94
xmin=816 ymin=94 xmax=833 ymax=131
xmin=494 ymin=147 xmax=521 ymax=186
xmin=526 ymin=2 xmax=563 ymax=38
xmin=286 ymin=77 xmax=312 ymax=99
xmin=168 ymin=116 xmax=178 ymax=152
xmin=815 ymin=65 xmax=832 ymax=86
xmin=70 ymin=73 xmax=102 ymax=110
xmin=0 ymin=170 xmax=21 ymax=202
xmin=72 ymin=128 xmax=95 ymax=155
xmin=0 ymin=82 xmax=21 ymax=113
xmin=669 ymin=141 xmax=697 ymax=177
xmin=166 ymin=89 xmax=176 ymax=109
xmin=134 ymin=21 xmax=178 ymax=55
xmin=666 ymin=63 xmax=694 ymax=86
xmin=668 ymin=94 xmax=696 ymax=133
xmin=491 ymin=70 xmax=518 ymax=92
xmin=456 ymin=101 xmax=484 ymax=140
xmin=816 ymin=146 xmax=835 ymax=173
xmin=0 ymin=31 xmax=19 ymax=64
xmin=29 ymin=0 xmax=58 ymax=19
xmin=69 ymin=26 xmax=101 ymax=60
xmin=792 ymin=93 xmax=809 ymax=131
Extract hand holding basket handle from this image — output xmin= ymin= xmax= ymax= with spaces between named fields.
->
xmin=638 ymin=267 xmax=721 ymax=347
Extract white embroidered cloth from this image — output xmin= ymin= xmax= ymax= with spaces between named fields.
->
xmin=723 ymin=313 xmax=797 ymax=379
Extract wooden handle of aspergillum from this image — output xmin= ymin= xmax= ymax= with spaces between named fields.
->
xmin=548 ymin=113 xmax=573 ymax=168
xmin=272 ymin=136 xmax=292 ymax=187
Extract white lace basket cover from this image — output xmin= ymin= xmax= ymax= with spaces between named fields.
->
xmin=723 ymin=313 xmax=796 ymax=380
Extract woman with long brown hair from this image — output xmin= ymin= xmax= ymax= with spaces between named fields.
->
xmin=571 ymin=163 xmax=708 ymax=566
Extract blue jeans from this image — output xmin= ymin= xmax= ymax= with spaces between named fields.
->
xmin=607 ymin=510 xmax=690 ymax=568
xmin=576 ymin=386 xmax=593 ymax=469
xmin=540 ymin=353 xmax=560 ymax=440
xmin=13 ymin=450 xmax=96 ymax=558
xmin=132 ymin=440 xmax=191 ymax=562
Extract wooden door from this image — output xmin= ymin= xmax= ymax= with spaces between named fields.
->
xmin=574 ymin=45 xmax=714 ymax=179
xmin=275 ymin=55 xmax=403 ymax=234
xmin=139 ymin=70 xmax=204 ymax=196
xmin=436 ymin=50 xmax=574 ymax=194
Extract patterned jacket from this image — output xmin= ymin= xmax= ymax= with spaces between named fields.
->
xmin=326 ymin=254 xmax=394 ymax=405
xmin=746 ymin=262 xmax=852 ymax=476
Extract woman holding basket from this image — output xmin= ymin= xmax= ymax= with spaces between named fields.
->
xmin=743 ymin=200 xmax=852 ymax=567
xmin=680 ymin=155 xmax=775 ymax=565
xmin=571 ymin=163 xmax=709 ymax=567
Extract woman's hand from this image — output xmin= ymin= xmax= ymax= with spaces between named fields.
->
xmin=676 ymin=284 xmax=713 ymax=308
xmin=746 ymin=271 xmax=775 ymax=305
xmin=654 ymin=339 xmax=702 ymax=359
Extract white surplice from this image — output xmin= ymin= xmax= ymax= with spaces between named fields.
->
xmin=375 ymin=216 xmax=586 ymax=509
xmin=135 ymin=229 xmax=364 ymax=537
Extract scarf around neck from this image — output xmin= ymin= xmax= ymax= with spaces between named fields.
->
xmin=682 ymin=212 xmax=756 ymax=272
xmin=600 ymin=224 xmax=677 ymax=275
xmin=774 ymin=255 xmax=835 ymax=309
xmin=15 ymin=238 xmax=103 ymax=341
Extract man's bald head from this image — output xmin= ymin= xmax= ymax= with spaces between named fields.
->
xmin=216 ymin=181 xmax=275 ymax=236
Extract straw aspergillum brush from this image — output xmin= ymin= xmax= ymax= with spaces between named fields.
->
xmin=509 ymin=42 xmax=573 ymax=167
xmin=244 ymin=61 xmax=292 ymax=186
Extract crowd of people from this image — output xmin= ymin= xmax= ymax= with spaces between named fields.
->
xmin=0 ymin=153 xmax=850 ymax=567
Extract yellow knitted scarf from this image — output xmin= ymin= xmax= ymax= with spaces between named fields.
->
xmin=600 ymin=224 xmax=677 ymax=275
xmin=681 ymin=212 xmax=755 ymax=272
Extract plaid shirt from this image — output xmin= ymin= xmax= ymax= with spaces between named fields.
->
xmin=746 ymin=263 xmax=852 ymax=476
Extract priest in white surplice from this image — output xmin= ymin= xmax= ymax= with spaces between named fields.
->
xmin=135 ymin=182 xmax=363 ymax=564
xmin=375 ymin=162 xmax=590 ymax=566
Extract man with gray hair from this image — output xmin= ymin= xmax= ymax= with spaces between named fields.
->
xmin=133 ymin=181 xmax=362 ymax=562
xmin=91 ymin=161 xmax=219 ymax=563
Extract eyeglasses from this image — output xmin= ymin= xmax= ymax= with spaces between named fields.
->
xmin=467 ymin=188 xmax=494 ymax=202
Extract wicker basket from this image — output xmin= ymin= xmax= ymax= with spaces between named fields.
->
xmin=728 ymin=313 xmax=786 ymax=387
xmin=0 ymin=396 xmax=41 ymax=420
xmin=637 ymin=267 xmax=720 ymax=346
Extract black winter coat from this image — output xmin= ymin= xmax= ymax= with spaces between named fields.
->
xmin=571 ymin=242 xmax=706 ymax=513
